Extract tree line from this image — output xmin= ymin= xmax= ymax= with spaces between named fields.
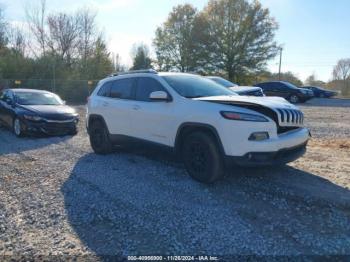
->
xmin=0 ymin=0 xmax=349 ymax=99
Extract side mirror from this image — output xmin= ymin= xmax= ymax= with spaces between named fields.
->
xmin=62 ymin=100 xmax=67 ymax=105
xmin=5 ymin=98 xmax=13 ymax=106
xmin=149 ymin=91 xmax=171 ymax=102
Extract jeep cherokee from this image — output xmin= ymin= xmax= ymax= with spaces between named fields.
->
xmin=87 ymin=70 xmax=310 ymax=183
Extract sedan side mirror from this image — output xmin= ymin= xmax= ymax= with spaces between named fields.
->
xmin=149 ymin=91 xmax=171 ymax=102
xmin=5 ymin=98 xmax=13 ymax=106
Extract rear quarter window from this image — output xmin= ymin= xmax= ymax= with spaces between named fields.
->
xmin=97 ymin=81 xmax=112 ymax=97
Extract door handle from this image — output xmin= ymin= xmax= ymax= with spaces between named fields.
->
xmin=133 ymin=105 xmax=141 ymax=110
xmin=102 ymin=102 xmax=109 ymax=107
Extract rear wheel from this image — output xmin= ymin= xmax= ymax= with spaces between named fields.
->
xmin=89 ymin=120 xmax=112 ymax=154
xmin=289 ymin=94 xmax=299 ymax=103
xmin=13 ymin=117 xmax=24 ymax=137
xmin=182 ymin=131 xmax=224 ymax=183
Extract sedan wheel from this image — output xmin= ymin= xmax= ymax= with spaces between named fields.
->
xmin=13 ymin=118 xmax=24 ymax=137
xmin=289 ymin=95 xmax=299 ymax=103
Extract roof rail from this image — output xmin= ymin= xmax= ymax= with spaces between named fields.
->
xmin=108 ymin=69 xmax=158 ymax=77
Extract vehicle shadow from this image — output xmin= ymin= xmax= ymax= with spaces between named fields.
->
xmin=62 ymin=146 xmax=350 ymax=257
xmin=0 ymin=127 xmax=72 ymax=155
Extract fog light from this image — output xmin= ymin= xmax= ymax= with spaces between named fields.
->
xmin=249 ymin=132 xmax=269 ymax=141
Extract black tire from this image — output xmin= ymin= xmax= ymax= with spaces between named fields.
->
xmin=13 ymin=117 xmax=24 ymax=137
xmin=89 ymin=120 xmax=113 ymax=154
xmin=182 ymin=131 xmax=224 ymax=183
xmin=288 ymin=94 xmax=300 ymax=103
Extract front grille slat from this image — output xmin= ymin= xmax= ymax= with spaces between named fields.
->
xmin=275 ymin=108 xmax=304 ymax=134
xmin=277 ymin=109 xmax=284 ymax=122
xmin=296 ymin=111 xmax=300 ymax=124
xmin=285 ymin=110 xmax=290 ymax=122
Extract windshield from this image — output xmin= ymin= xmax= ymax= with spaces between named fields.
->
xmin=162 ymin=74 xmax=237 ymax=98
xmin=207 ymin=77 xmax=238 ymax=88
xmin=15 ymin=92 xmax=63 ymax=105
xmin=282 ymin=81 xmax=299 ymax=89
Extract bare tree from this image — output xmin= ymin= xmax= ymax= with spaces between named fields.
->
xmin=113 ymin=53 xmax=127 ymax=72
xmin=25 ymin=0 xmax=47 ymax=56
xmin=305 ymin=73 xmax=325 ymax=87
xmin=7 ymin=27 xmax=27 ymax=56
xmin=0 ymin=6 xmax=8 ymax=49
xmin=76 ymin=8 xmax=97 ymax=62
xmin=333 ymin=58 xmax=350 ymax=95
xmin=47 ymin=12 xmax=80 ymax=64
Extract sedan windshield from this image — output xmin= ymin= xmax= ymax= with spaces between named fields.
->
xmin=282 ymin=81 xmax=299 ymax=89
xmin=15 ymin=92 xmax=63 ymax=105
xmin=162 ymin=74 xmax=237 ymax=98
xmin=207 ymin=77 xmax=238 ymax=88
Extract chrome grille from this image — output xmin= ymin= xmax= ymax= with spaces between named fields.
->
xmin=275 ymin=108 xmax=304 ymax=126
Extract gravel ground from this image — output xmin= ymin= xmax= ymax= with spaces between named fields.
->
xmin=0 ymin=98 xmax=349 ymax=260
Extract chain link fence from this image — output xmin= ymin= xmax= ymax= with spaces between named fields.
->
xmin=0 ymin=79 xmax=98 ymax=104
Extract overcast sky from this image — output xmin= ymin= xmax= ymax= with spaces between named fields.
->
xmin=2 ymin=0 xmax=350 ymax=82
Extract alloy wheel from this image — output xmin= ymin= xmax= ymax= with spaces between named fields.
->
xmin=14 ymin=118 xmax=21 ymax=136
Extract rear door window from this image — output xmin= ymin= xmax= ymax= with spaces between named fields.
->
xmin=135 ymin=77 xmax=165 ymax=102
xmin=259 ymin=83 xmax=271 ymax=91
xmin=110 ymin=78 xmax=135 ymax=99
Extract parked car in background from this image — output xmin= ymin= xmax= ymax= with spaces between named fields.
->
xmin=206 ymin=76 xmax=265 ymax=97
xmin=254 ymin=81 xmax=314 ymax=103
xmin=302 ymin=86 xmax=337 ymax=98
xmin=0 ymin=89 xmax=79 ymax=137
xmin=87 ymin=70 xmax=310 ymax=183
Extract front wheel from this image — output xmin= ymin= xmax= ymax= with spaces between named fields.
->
xmin=89 ymin=121 xmax=113 ymax=154
xmin=13 ymin=117 xmax=24 ymax=137
xmin=289 ymin=94 xmax=300 ymax=103
xmin=182 ymin=132 xmax=224 ymax=183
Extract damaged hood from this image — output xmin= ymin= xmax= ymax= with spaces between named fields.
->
xmin=194 ymin=95 xmax=304 ymax=127
xmin=193 ymin=95 xmax=298 ymax=110
xmin=229 ymin=86 xmax=262 ymax=94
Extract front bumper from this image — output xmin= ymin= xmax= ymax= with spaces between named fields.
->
xmin=226 ymin=141 xmax=307 ymax=166
xmin=223 ymin=127 xmax=310 ymax=166
xmin=22 ymin=118 xmax=78 ymax=136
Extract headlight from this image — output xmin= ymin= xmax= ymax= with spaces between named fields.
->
xmin=23 ymin=115 xmax=44 ymax=121
xmin=220 ymin=111 xmax=268 ymax=122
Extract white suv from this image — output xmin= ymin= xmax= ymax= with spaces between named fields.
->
xmin=87 ymin=70 xmax=310 ymax=183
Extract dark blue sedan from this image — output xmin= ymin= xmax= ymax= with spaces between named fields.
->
xmin=0 ymin=89 xmax=79 ymax=137
xmin=303 ymin=86 xmax=337 ymax=98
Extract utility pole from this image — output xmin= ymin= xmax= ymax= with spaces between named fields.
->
xmin=278 ymin=47 xmax=283 ymax=81
xmin=52 ymin=60 xmax=56 ymax=92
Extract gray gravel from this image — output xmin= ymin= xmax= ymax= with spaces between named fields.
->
xmin=301 ymin=98 xmax=350 ymax=139
xmin=0 ymin=99 xmax=350 ymax=259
